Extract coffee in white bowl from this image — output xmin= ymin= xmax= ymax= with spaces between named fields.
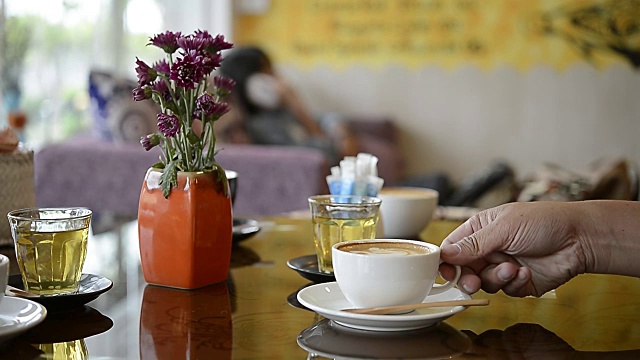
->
xmin=377 ymin=187 xmax=439 ymax=238
xmin=332 ymin=239 xmax=460 ymax=309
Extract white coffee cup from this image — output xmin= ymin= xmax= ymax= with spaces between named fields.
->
xmin=377 ymin=187 xmax=439 ymax=238
xmin=332 ymin=239 xmax=461 ymax=309
xmin=0 ymin=254 xmax=9 ymax=306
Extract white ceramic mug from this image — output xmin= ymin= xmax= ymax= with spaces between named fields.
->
xmin=377 ymin=187 xmax=439 ymax=238
xmin=0 ymin=254 xmax=9 ymax=306
xmin=332 ymin=239 xmax=461 ymax=309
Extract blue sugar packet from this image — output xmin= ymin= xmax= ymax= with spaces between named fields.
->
xmin=327 ymin=175 xmax=341 ymax=195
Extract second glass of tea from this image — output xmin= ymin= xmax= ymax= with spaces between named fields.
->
xmin=308 ymin=195 xmax=381 ymax=274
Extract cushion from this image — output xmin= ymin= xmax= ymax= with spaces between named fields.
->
xmin=88 ymin=70 xmax=158 ymax=143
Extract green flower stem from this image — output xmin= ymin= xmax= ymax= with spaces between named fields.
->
xmin=182 ymin=90 xmax=194 ymax=171
xmin=205 ymin=120 xmax=217 ymax=167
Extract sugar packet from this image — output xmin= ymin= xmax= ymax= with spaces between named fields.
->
xmin=326 ymin=153 xmax=384 ymax=196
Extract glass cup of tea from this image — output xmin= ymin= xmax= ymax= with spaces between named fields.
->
xmin=7 ymin=207 xmax=92 ymax=295
xmin=308 ymin=195 xmax=381 ymax=274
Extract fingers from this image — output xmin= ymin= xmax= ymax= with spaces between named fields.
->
xmin=477 ymin=265 xmax=532 ymax=297
xmin=439 ymin=262 xmax=458 ymax=281
xmin=458 ymin=267 xmax=482 ymax=294
xmin=439 ymin=262 xmax=481 ymax=294
xmin=478 ymin=262 xmax=519 ymax=294
xmin=441 ymin=257 xmax=533 ymax=296
xmin=501 ymin=267 xmax=532 ymax=297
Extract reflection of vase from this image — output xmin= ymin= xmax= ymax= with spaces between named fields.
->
xmin=140 ymin=283 xmax=233 ymax=359
xmin=138 ymin=168 xmax=233 ymax=289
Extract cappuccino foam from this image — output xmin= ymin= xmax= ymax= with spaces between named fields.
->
xmin=339 ymin=242 xmax=432 ymax=256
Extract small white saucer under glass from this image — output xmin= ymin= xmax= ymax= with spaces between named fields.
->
xmin=297 ymin=282 xmax=471 ymax=331
xmin=0 ymin=297 xmax=47 ymax=344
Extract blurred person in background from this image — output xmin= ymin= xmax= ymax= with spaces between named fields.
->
xmin=217 ymin=46 xmax=358 ymax=165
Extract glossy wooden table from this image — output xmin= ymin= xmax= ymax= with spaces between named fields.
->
xmin=1 ymin=216 xmax=639 ymax=359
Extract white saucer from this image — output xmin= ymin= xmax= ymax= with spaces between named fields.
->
xmin=297 ymin=282 xmax=471 ymax=331
xmin=0 ymin=296 xmax=47 ymax=344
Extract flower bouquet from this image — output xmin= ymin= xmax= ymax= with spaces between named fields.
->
xmin=133 ymin=30 xmax=235 ymax=197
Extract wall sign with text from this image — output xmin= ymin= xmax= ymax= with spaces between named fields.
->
xmin=235 ymin=0 xmax=640 ymax=70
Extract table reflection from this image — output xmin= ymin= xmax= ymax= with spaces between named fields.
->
xmin=463 ymin=323 xmax=640 ymax=359
xmin=298 ymin=319 xmax=471 ymax=359
xmin=1 ymin=306 xmax=113 ymax=359
xmin=139 ymin=282 xmax=233 ymax=360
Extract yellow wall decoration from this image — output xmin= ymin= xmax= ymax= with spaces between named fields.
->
xmin=235 ymin=0 xmax=640 ymax=70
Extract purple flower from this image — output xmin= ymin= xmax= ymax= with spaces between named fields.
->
xmin=157 ymin=113 xmax=180 ymax=137
xmin=135 ymin=57 xmax=157 ymax=86
xmin=149 ymin=31 xmax=181 ymax=54
xmin=170 ymin=53 xmax=204 ymax=90
xmin=194 ymin=29 xmax=213 ymax=40
xmin=211 ymin=102 xmax=230 ymax=119
xmin=196 ymin=93 xmax=215 ymax=115
xmin=152 ymin=80 xmax=173 ymax=103
xmin=209 ymin=34 xmax=233 ymax=53
xmin=198 ymin=53 xmax=222 ymax=75
xmin=197 ymin=94 xmax=230 ymax=120
xmin=177 ymin=35 xmax=210 ymax=53
xmin=213 ymin=76 xmax=236 ymax=96
xmin=153 ymin=59 xmax=170 ymax=75
xmin=140 ymin=133 xmax=160 ymax=151
xmin=132 ymin=85 xmax=152 ymax=101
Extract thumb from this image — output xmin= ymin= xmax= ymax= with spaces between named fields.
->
xmin=441 ymin=224 xmax=506 ymax=265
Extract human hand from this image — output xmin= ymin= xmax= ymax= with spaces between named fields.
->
xmin=439 ymin=202 xmax=588 ymax=297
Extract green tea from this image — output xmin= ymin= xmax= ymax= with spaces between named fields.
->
xmin=312 ymin=215 xmax=377 ymax=273
xmin=15 ymin=228 xmax=88 ymax=295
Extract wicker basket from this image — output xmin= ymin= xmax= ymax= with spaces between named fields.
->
xmin=0 ymin=149 xmax=36 ymax=246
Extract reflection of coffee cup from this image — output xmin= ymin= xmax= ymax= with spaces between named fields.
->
xmin=0 ymin=254 xmax=8 ymax=306
xmin=377 ymin=187 xmax=439 ymax=238
xmin=332 ymin=239 xmax=460 ymax=309
xmin=298 ymin=319 xmax=471 ymax=359
xmin=225 ymin=170 xmax=238 ymax=206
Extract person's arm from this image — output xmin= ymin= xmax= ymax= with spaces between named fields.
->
xmin=275 ymin=77 xmax=324 ymax=136
xmin=439 ymin=200 xmax=640 ymax=297
xmin=577 ymin=200 xmax=640 ymax=277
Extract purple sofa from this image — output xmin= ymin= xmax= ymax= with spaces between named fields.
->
xmin=34 ymin=117 xmax=404 ymax=230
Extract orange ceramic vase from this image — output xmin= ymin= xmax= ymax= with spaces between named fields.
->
xmin=138 ymin=168 xmax=233 ymax=289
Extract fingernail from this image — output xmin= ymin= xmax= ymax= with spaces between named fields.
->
xmin=517 ymin=269 xmax=528 ymax=281
xmin=461 ymin=282 xmax=474 ymax=294
xmin=441 ymin=244 xmax=461 ymax=257
xmin=497 ymin=267 xmax=515 ymax=282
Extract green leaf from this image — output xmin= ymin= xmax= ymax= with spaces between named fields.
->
xmin=151 ymin=161 xmax=165 ymax=169
xmin=160 ymin=161 xmax=178 ymax=198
